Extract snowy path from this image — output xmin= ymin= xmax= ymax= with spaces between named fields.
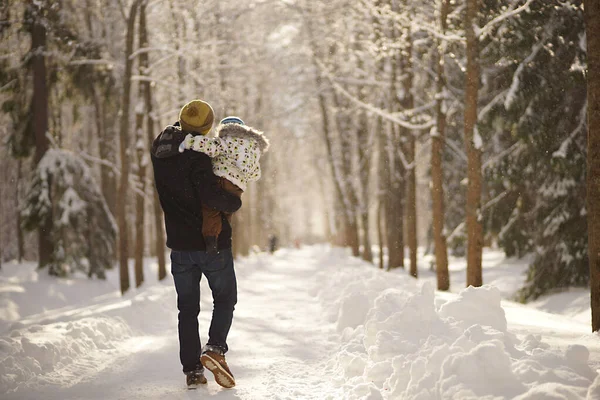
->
xmin=2 ymin=246 xmax=600 ymax=399
xmin=2 ymin=248 xmax=341 ymax=400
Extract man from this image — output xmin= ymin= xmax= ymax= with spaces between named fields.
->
xmin=150 ymin=99 xmax=239 ymax=389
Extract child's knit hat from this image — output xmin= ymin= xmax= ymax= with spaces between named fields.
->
xmin=179 ymin=100 xmax=214 ymax=135
xmin=220 ymin=116 xmax=245 ymax=126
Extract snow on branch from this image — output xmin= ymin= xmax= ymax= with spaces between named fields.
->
xmin=78 ymin=151 xmax=147 ymax=198
xmin=482 ymin=140 xmax=524 ymax=171
xmin=478 ymin=89 xmax=507 ymax=122
xmin=396 ymin=145 xmax=413 ymax=171
xmin=443 ymin=136 xmax=468 ymax=163
xmin=447 ymin=221 xmax=465 ymax=242
xmin=504 ymin=41 xmax=544 ymax=110
xmin=552 ymin=103 xmax=587 ymax=158
xmin=333 ymin=77 xmax=390 ymax=88
xmin=129 ymin=46 xmax=179 ymax=60
xmin=315 ymin=59 xmax=435 ymax=131
xmin=447 ymin=190 xmax=509 ymax=241
xmin=68 ymin=59 xmax=123 ymax=68
xmin=385 ymin=10 xmax=465 ymax=43
xmin=477 ymin=0 xmax=534 ymax=41
xmin=79 ymin=151 xmax=119 ymax=175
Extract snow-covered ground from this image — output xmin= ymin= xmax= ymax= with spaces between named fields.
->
xmin=0 ymin=245 xmax=598 ymax=399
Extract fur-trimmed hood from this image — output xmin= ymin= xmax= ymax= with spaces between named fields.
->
xmin=215 ymin=123 xmax=270 ymax=153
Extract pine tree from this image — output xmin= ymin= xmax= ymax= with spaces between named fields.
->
xmin=21 ymin=149 xmax=116 ymax=278
xmin=585 ymin=0 xmax=600 ymax=331
xmin=481 ymin=1 xmax=587 ymax=300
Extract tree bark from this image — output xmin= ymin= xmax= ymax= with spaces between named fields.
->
xmin=386 ymin=0 xmax=405 ymax=270
xmin=92 ymin=89 xmax=117 ymax=218
xmin=464 ymin=0 xmax=483 ymax=287
xmin=339 ymin=114 xmax=360 ymax=257
xmin=375 ymin=105 xmax=385 ymax=270
xmin=16 ymin=159 xmax=24 ymax=263
xmin=168 ymin=0 xmax=186 ymax=105
xmin=401 ymin=26 xmax=418 ymax=278
xmin=585 ymin=0 xmax=600 ymax=332
xmin=354 ymin=32 xmax=373 ymax=262
xmin=373 ymin=1 xmax=386 ymax=269
xmin=145 ymin=81 xmax=166 ymax=278
xmin=133 ymin=2 xmax=148 ymax=288
xmin=117 ymin=0 xmax=141 ymax=295
xmin=432 ymin=0 xmax=450 ymax=291
xmin=151 ymin=122 xmax=167 ymax=281
xmin=30 ymin=1 xmax=53 ymax=270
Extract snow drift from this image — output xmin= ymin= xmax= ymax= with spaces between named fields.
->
xmin=317 ymin=248 xmax=599 ymax=400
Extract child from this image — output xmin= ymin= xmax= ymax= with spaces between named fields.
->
xmin=179 ymin=116 xmax=269 ymax=253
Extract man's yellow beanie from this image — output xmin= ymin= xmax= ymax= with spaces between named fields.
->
xmin=179 ymin=100 xmax=214 ymax=135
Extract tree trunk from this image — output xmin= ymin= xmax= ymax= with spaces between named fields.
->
xmin=117 ymin=0 xmax=140 ymax=295
xmin=373 ymin=2 xmax=385 ymax=269
xmin=355 ymin=43 xmax=373 ymax=263
xmin=376 ymin=102 xmax=388 ymax=270
xmin=30 ymin=1 xmax=53 ymax=270
xmin=133 ymin=2 xmax=148 ymax=289
xmin=358 ymin=131 xmax=372 ymax=262
xmin=151 ymin=122 xmax=167 ymax=281
xmin=0 ymin=172 xmax=2 ymax=269
xmin=399 ymin=20 xmax=418 ymax=278
xmin=346 ymin=216 xmax=360 ymax=257
xmin=331 ymin=89 xmax=361 ymax=257
xmin=342 ymin=137 xmax=360 ymax=257
xmin=386 ymin=1 xmax=405 ymax=270
xmin=387 ymin=122 xmax=405 ymax=269
xmin=432 ymin=0 xmax=450 ymax=291
xmin=464 ymin=0 xmax=483 ymax=287
xmin=93 ymin=89 xmax=117 ymax=218
xmin=168 ymin=0 xmax=186 ymax=105
xmin=585 ymin=0 xmax=600 ymax=332
xmin=16 ymin=159 xmax=24 ymax=263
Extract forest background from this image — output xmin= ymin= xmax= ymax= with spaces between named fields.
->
xmin=0 ymin=0 xmax=599 ymax=326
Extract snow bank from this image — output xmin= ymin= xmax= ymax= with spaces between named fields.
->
xmin=0 ymin=317 xmax=131 ymax=393
xmin=317 ymin=248 xmax=596 ymax=400
xmin=0 ymin=259 xmax=175 ymax=396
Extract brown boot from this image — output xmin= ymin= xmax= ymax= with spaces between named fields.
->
xmin=185 ymin=369 xmax=208 ymax=389
xmin=201 ymin=348 xmax=235 ymax=388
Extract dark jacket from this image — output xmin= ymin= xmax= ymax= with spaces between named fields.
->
xmin=150 ymin=124 xmax=242 ymax=251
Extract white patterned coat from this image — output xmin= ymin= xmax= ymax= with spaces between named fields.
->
xmin=180 ymin=123 xmax=269 ymax=191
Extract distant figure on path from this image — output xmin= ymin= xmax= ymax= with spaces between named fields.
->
xmin=268 ymin=234 xmax=278 ymax=254
xmin=150 ymin=99 xmax=240 ymax=389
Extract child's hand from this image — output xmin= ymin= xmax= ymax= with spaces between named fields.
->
xmin=178 ymin=133 xmax=194 ymax=153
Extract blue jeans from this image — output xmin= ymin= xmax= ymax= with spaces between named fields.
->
xmin=170 ymin=248 xmax=237 ymax=373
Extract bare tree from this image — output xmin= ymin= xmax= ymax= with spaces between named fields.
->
xmin=386 ymin=0 xmax=406 ymax=270
xmin=16 ymin=159 xmax=24 ymax=262
xmin=117 ymin=0 xmax=141 ymax=294
xmin=432 ymin=0 xmax=450 ymax=290
xmin=401 ymin=20 xmax=418 ymax=279
xmin=585 ymin=0 xmax=600 ymax=331
xmin=464 ymin=0 xmax=483 ymax=287
xmin=28 ymin=0 xmax=53 ymax=269
xmin=133 ymin=1 xmax=149 ymax=288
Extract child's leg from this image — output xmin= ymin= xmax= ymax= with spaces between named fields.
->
xmin=202 ymin=205 xmax=223 ymax=253
xmin=221 ymin=179 xmax=244 ymax=197
xmin=202 ymin=178 xmax=243 ymax=253
xmin=219 ymin=178 xmax=243 ymax=226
